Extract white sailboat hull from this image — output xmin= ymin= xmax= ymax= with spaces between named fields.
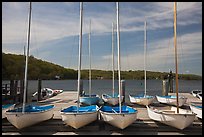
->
xmin=191 ymin=90 xmax=202 ymax=97
xmin=102 ymin=94 xmax=122 ymax=106
xmin=99 ymin=111 xmax=137 ymax=129
xmin=197 ymin=93 xmax=202 ymax=100
xmin=129 ymin=95 xmax=154 ymax=106
xmin=2 ymin=104 xmax=15 ymax=119
xmin=190 ymin=104 xmax=202 ymax=119
xmin=156 ymin=95 xmax=187 ymax=107
xmin=146 ymin=106 xmax=196 ymax=130
xmin=6 ymin=107 xmax=54 ymax=129
xmin=61 ymin=111 xmax=98 ymax=129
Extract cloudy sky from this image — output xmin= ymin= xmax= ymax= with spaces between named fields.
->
xmin=2 ymin=2 xmax=202 ymax=76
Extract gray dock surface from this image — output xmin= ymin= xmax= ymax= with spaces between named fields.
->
xmin=2 ymin=92 xmax=202 ymax=135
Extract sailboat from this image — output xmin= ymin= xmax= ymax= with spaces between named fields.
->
xmin=99 ymin=2 xmax=138 ymax=129
xmin=129 ymin=20 xmax=155 ymax=106
xmin=146 ymin=2 xmax=196 ymax=130
xmin=196 ymin=92 xmax=202 ymax=100
xmin=2 ymin=104 xmax=15 ymax=119
xmin=101 ymin=22 xmax=122 ymax=106
xmin=79 ymin=19 xmax=100 ymax=106
xmin=60 ymin=2 xmax=98 ymax=129
xmin=156 ymin=95 xmax=187 ymax=107
xmin=189 ymin=102 xmax=202 ymax=119
xmin=5 ymin=2 xmax=55 ymax=129
xmin=155 ymin=13 xmax=187 ymax=107
xmin=191 ymin=89 xmax=202 ymax=97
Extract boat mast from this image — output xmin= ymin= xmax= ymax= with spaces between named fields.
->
xmin=112 ymin=22 xmax=115 ymax=97
xmin=22 ymin=2 xmax=32 ymax=113
xmin=144 ymin=20 xmax=147 ymax=97
xmin=89 ymin=19 xmax=92 ymax=97
xmin=116 ymin=2 xmax=121 ymax=113
xmin=77 ymin=2 xmax=83 ymax=112
xmin=174 ymin=2 xmax=179 ymax=113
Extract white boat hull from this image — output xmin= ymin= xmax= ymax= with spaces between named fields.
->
xmin=6 ymin=107 xmax=54 ymax=129
xmin=191 ymin=90 xmax=202 ymax=97
xmin=99 ymin=111 xmax=137 ymax=129
xmin=156 ymin=95 xmax=187 ymax=107
xmin=190 ymin=104 xmax=202 ymax=119
xmin=2 ymin=104 xmax=15 ymax=119
xmin=146 ymin=105 xmax=196 ymax=130
xmin=102 ymin=94 xmax=120 ymax=106
xmin=61 ymin=111 xmax=98 ymax=129
xmin=129 ymin=95 xmax=154 ymax=106
xmin=197 ymin=93 xmax=202 ymax=100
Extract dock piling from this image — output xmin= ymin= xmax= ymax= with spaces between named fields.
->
xmin=38 ymin=79 xmax=42 ymax=101
xmin=121 ymin=80 xmax=125 ymax=103
xmin=162 ymin=80 xmax=168 ymax=96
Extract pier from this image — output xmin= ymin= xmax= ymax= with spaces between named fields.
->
xmin=2 ymin=92 xmax=202 ymax=135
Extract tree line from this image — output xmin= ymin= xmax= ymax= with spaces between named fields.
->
xmin=2 ymin=53 xmax=202 ymax=80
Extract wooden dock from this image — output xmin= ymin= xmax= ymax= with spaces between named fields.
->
xmin=2 ymin=92 xmax=202 ymax=135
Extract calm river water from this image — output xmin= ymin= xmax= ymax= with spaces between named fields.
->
xmin=2 ymin=79 xmax=202 ymax=103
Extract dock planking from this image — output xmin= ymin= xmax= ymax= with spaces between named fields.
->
xmin=2 ymin=91 xmax=202 ymax=135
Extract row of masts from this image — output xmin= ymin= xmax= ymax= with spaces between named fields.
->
xmin=22 ymin=2 xmax=179 ymax=115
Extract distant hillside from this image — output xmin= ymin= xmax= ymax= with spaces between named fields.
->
xmin=2 ymin=53 xmax=202 ymax=80
xmin=2 ymin=53 xmax=77 ymax=80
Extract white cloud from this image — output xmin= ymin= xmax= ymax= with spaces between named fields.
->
xmin=98 ymin=31 xmax=202 ymax=74
xmin=2 ymin=2 xmax=202 ymax=75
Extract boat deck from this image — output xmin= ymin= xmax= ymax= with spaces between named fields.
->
xmin=2 ymin=92 xmax=202 ymax=135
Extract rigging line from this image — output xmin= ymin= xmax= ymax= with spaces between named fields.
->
xmin=178 ymin=35 xmax=185 ymax=75
xmin=67 ymin=35 xmax=77 ymax=69
xmin=164 ymin=35 xmax=172 ymax=72
xmin=145 ymin=10 xmax=172 ymax=21
xmin=31 ymin=10 xmax=39 ymax=60
xmin=105 ymin=32 xmax=112 ymax=71
xmin=123 ymin=38 xmax=130 ymax=72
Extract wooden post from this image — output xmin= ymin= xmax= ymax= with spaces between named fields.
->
xmin=20 ymin=80 xmax=24 ymax=103
xmin=10 ymin=80 xmax=14 ymax=104
xmin=162 ymin=80 xmax=168 ymax=96
xmin=14 ymin=80 xmax=18 ymax=103
xmin=38 ymin=79 xmax=42 ymax=101
xmin=168 ymin=70 xmax=173 ymax=93
xmin=4 ymin=84 xmax=8 ymax=96
xmin=121 ymin=80 xmax=125 ymax=103
xmin=80 ymin=80 xmax=84 ymax=96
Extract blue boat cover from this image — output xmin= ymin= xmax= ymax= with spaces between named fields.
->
xmin=103 ymin=94 xmax=119 ymax=98
xmin=100 ymin=105 xmax=137 ymax=113
xmin=191 ymin=103 xmax=202 ymax=109
xmin=131 ymin=95 xmax=154 ymax=99
xmin=81 ymin=94 xmax=98 ymax=97
xmin=2 ymin=104 xmax=14 ymax=109
xmin=157 ymin=95 xmax=177 ymax=98
xmin=7 ymin=105 xmax=54 ymax=112
xmin=61 ymin=105 xmax=98 ymax=113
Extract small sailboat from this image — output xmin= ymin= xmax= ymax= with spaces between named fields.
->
xmin=191 ymin=89 xmax=202 ymax=97
xmin=156 ymin=95 xmax=187 ymax=107
xmin=102 ymin=94 xmax=121 ymax=106
xmin=196 ymin=93 xmax=202 ymax=100
xmin=32 ymin=87 xmax=56 ymax=101
xmin=189 ymin=102 xmax=202 ymax=119
xmin=129 ymin=20 xmax=154 ymax=106
xmin=146 ymin=105 xmax=196 ymax=130
xmin=5 ymin=2 xmax=55 ymax=129
xmin=79 ymin=20 xmax=99 ymax=105
xmin=99 ymin=105 xmax=137 ymax=129
xmin=2 ymin=104 xmax=15 ymax=119
xmin=6 ymin=105 xmax=54 ymax=129
xmin=102 ymin=22 xmax=121 ymax=106
xmin=146 ymin=2 xmax=196 ymax=130
xmin=60 ymin=2 xmax=98 ymax=129
xmin=99 ymin=2 xmax=138 ymax=129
